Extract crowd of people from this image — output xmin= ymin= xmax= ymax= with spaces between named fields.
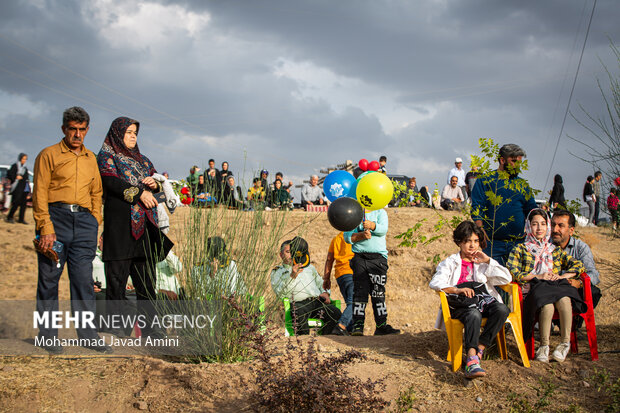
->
xmin=278 ymin=144 xmax=603 ymax=381
xmin=181 ymin=157 xmax=392 ymax=210
xmin=185 ymin=164 xmax=299 ymax=210
xmin=396 ymin=155 xmax=619 ymax=235
xmin=5 ymin=106 xmax=609 ymax=384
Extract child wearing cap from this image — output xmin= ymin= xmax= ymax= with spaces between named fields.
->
xmin=270 ymin=237 xmax=345 ymax=335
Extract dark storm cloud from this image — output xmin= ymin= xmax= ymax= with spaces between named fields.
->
xmin=0 ymin=0 xmax=618 ymax=202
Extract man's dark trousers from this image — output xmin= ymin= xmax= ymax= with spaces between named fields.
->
xmin=594 ymin=199 xmax=600 ymax=225
xmin=291 ymin=298 xmax=341 ymax=335
xmin=7 ymin=193 xmax=27 ymax=222
xmin=36 ymin=205 xmax=99 ymax=340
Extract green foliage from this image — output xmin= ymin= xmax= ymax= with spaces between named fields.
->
xmin=470 ymin=138 xmax=499 ymax=174
xmin=426 ymin=253 xmax=443 ymax=267
xmin=468 ymin=138 xmax=540 ymax=256
xmin=449 ymin=214 xmax=465 ymax=228
xmin=394 ymin=385 xmax=417 ymax=412
xmin=590 ymin=368 xmax=620 ymax=413
xmin=391 ymin=178 xmax=428 ymax=207
xmin=565 ymin=198 xmax=583 ymax=217
xmin=508 ymin=379 xmax=557 ymax=413
xmin=394 ymin=218 xmax=446 ymax=248
xmin=159 ymin=205 xmax=292 ymax=363
xmin=391 ymin=179 xmax=409 ymax=208
xmin=485 ymin=190 xmax=504 ymax=208
xmin=171 ymin=179 xmax=188 ymax=196
xmin=395 ymin=137 xmax=541 ymax=266
xmin=507 ymin=379 xmax=583 ymax=413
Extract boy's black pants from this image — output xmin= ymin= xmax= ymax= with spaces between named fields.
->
xmin=350 ymin=252 xmax=388 ymax=328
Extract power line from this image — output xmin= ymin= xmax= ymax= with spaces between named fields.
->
xmin=0 ymin=34 xmax=319 ymax=170
xmin=534 ymin=0 xmax=588 ymax=187
xmin=544 ymin=0 xmax=597 ymax=191
xmin=0 ymin=33 xmax=207 ymax=131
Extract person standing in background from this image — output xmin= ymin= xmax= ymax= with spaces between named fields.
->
xmin=592 ymin=171 xmax=602 ymax=226
xmin=5 ymin=153 xmax=30 ymax=224
xmin=379 ymin=155 xmax=387 ymax=174
xmin=448 ymin=157 xmax=467 ymax=202
xmin=465 ymin=165 xmax=479 ymax=198
xmin=549 ymin=174 xmax=567 ymax=211
xmin=583 ymin=176 xmax=596 ymax=227
xmin=220 ymin=161 xmax=233 ymax=189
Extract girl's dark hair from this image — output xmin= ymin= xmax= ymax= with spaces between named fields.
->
xmin=453 ymin=221 xmax=486 ymax=249
xmin=528 ymin=209 xmax=548 ymax=223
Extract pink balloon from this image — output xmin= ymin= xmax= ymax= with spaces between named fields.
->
xmin=358 ymin=158 xmax=369 ymax=171
xmin=369 ymin=161 xmax=380 ymax=171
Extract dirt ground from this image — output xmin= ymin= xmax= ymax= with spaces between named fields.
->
xmin=0 ymin=207 xmax=618 ymax=412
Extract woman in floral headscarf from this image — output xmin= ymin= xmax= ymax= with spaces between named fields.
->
xmin=97 ymin=117 xmax=172 ymax=336
xmin=506 ymin=209 xmax=585 ymax=363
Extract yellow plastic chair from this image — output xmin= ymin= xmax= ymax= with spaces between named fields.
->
xmin=437 ymin=283 xmax=530 ymax=372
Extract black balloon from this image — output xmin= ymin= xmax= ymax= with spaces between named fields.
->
xmin=327 ymin=197 xmax=364 ymax=232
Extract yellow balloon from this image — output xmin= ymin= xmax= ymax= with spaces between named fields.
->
xmin=356 ymin=172 xmax=394 ymax=210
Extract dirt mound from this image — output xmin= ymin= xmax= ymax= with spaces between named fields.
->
xmin=1 ymin=207 xmax=619 ymax=412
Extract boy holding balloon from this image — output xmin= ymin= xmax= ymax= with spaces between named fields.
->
xmin=344 ymin=207 xmax=400 ymax=336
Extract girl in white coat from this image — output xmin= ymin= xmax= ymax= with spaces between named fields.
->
xmin=429 ymin=221 xmax=511 ymax=378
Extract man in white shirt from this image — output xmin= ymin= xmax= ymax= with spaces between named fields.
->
xmin=447 ymin=157 xmax=467 ymax=201
xmin=441 ymin=176 xmax=465 ymax=210
xmin=271 ymin=238 xmax=344 ymax=335
xmin=301 ymin=175 xmax=325 ymax=207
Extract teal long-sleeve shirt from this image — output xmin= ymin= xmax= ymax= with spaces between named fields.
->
xmin=343 ymin=209 xmax=388 ymax=259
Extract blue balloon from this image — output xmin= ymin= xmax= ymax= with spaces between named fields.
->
xmin=348 ymin=179 xmax=358 ymax=199
xmin=323 ymin=170 xmax=357 ymax=202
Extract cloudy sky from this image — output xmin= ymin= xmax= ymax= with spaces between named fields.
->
xmin=0 ymin=0 xmax=618 ymax=203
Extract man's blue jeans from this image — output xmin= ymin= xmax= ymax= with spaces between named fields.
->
xmin=336 ymin=274 xmax=354 ymax=330
xmin=36 ymin=206 xmax=99 ymax=340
